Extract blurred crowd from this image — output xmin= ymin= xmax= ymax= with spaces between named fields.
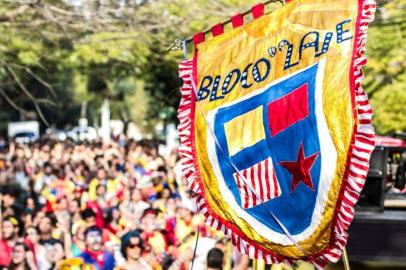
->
xmin=0 ymin=138 xmax=255 ymax=270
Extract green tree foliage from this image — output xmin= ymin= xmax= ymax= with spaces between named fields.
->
xmin=364 ymin=0 xmax=406 ymax=134
xmin=0 ymin=0 xmax=403 ymax=135
xmin=0 ymin=0 xmax=260 ymax=133
xmin=371 ymin=72 xmax=406 ymax=134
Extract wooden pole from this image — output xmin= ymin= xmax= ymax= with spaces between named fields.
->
xmin=342 ymin=247 xmax=351 ymax=270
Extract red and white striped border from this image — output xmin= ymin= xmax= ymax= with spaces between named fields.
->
xmin=177 ymin=0 xmax=376 ymax=268
xmin=309 ymin=0 xmax=377 ymax=267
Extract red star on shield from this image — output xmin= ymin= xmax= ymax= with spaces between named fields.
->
xmin=279 ymin=143 xmax=319 ymax=193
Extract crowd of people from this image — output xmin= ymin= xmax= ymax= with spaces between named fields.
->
xmin=0 ymin=138 xmax=256 ymax=270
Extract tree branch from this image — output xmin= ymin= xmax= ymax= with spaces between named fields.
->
xmin=8 ymin=63 xmax=57 ymax=98
xmin=0 ymin=87 xmax=28 ymax=115
xmin=5 ymin=65 xmax=50 ymax=127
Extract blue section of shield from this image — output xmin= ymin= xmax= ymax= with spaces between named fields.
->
xmin=214 ymin=63 xmax=321 ymax=235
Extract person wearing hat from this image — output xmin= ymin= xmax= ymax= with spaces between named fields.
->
xmin=140 ymin=208 xmax=167 ymax=254
xmin=114 ymin=230 xmax=152 ymax=270
xmin=71 ymin=220 xmax=87 ymax=257
xmin=77 ymin=226 xmax=115 ymax=270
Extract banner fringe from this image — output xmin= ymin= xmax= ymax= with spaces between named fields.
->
xmin=177 ymin=0 xmax=376 ymax=268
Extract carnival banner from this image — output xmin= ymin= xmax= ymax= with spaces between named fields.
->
xmin=177 ymin=0 xmax=376 ymax=267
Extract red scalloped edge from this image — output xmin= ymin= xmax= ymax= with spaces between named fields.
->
xmin=309 ymin=0 xmax=377 ymax=268
xmin=177 ymin=0 xmax=376 ymax=268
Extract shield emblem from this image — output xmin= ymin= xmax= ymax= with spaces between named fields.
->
xmin=177 ymin=0 xmax=376 ymax=266
xmin=208 ymin=60 xmax=337 ymax=237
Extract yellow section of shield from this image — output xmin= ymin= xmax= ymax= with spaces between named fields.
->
xmin=224 ymin=106 xmax=265 ymax=157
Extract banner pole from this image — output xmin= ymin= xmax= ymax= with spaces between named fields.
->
xmin=168 ymin=0 xmax=285 ymax=51
xmin=184 ymin=0 xmax=283 ymax=44
xmin=342 ymin=247 xmax=351 ymax=270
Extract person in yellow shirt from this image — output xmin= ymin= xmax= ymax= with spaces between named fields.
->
xmin=270 ymin=261 xmax=315 ymax=270
xmin=174 ymin=199 xmax=201 ymax=244
xmin=88 ymin=168 xmax=117 ymax=202
xmin=56 ymin=257 xmax=96 ymax=270
xmin=140 ymin=208 xmax=167 ymax=256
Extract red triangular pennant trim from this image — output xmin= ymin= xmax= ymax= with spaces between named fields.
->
xmin=193 ymin=32 xmax=205 ymax=45
xmin=211 ymin=23 xmax=224 ymax=37
xmin=231 ymin=14 xmax=244 ymax=28
xmin=252 ymin=3 xmax=265 ymax=19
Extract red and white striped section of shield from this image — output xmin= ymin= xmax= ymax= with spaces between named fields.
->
xmin=233 ymin=157 xmax=282 ymax=209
